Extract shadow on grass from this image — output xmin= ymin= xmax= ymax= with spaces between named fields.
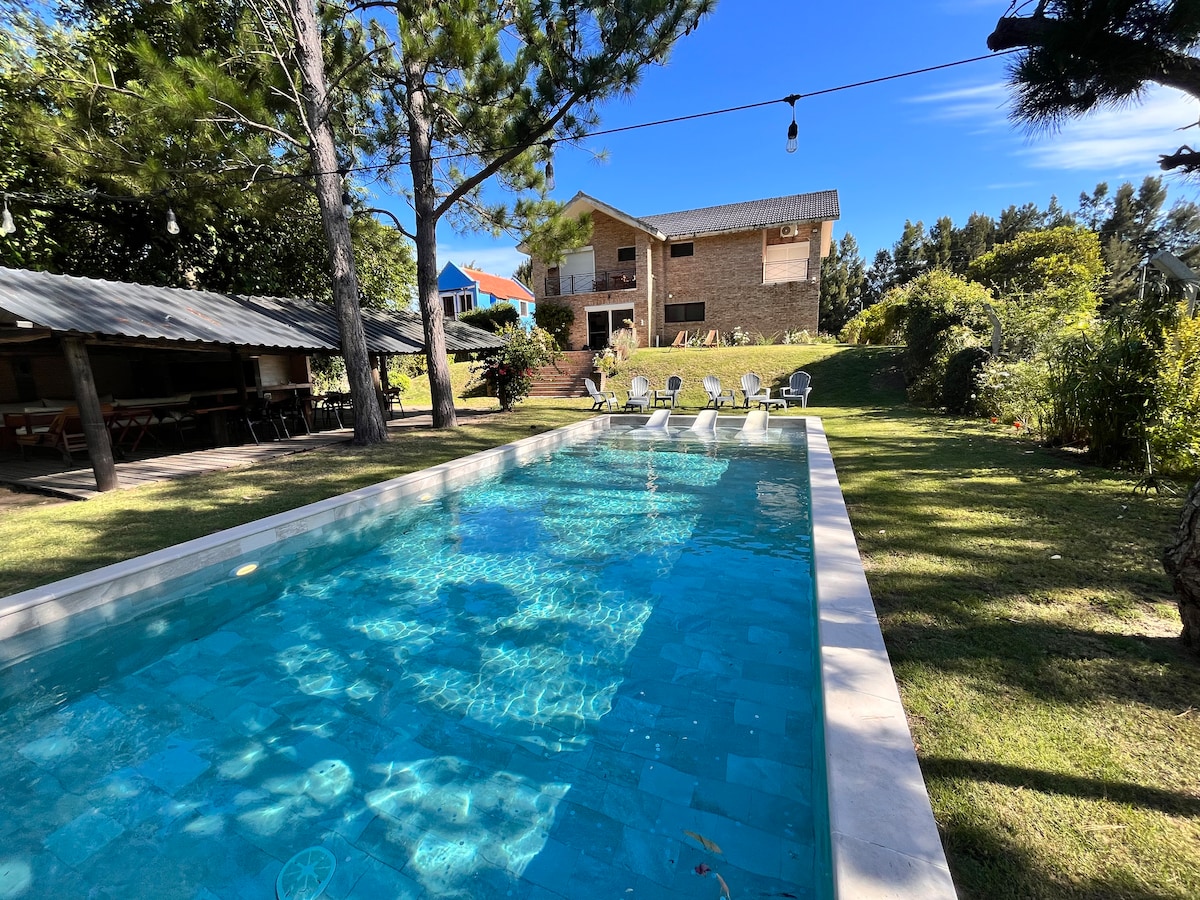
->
xmin=942 ymin=818 xmax=1192 ymax=900
xmin=925 ymin=756 xmax=1200 ymax=819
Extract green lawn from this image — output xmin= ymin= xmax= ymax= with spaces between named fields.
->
xmin=3 ymin=344 xmax=1198 ymax=899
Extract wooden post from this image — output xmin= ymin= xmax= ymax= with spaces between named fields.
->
xmin=61 ymin=335 xmax=119 ymax=492
xmin=378 ymin=353 xmax=393 ymax=420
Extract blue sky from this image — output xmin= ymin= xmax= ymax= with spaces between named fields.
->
xmin=386 ymin=0 xmax=1199 ymax=281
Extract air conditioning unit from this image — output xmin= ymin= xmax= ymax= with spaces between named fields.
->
xmin=779 ymin=224 xmax=797 ymax=238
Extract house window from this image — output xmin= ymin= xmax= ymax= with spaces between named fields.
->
xmin=519 ymin=300 xmax=529 ymax=316
xmin=441 ymin=292 xmax=474 ymax=318
xmin=664 ymin=302 xmax=705 ymax=323
xmin=670 ymin=242 xmax=694 ymax=258
xmin=617 ymin=246 xmax=636 ymax=262
xmin=763 ymin=241 xmax=810 ymax=283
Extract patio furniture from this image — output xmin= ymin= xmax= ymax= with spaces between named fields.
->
xmin=781 ymin=370 xmax=812 ymax=408
xmin=584 ymin=377 xmax=617 ymax=411
xmin=739 ymin=373 xmax=771 ymax=408
xmin=15 ymin=405 xmax=103 ymax=461
xmin=668 ymin=331 xmax=688 ymax=350
xmin=739 ymin=409 xmax=770 ymax=438
xmin=624 ymin=375 xmax=651 ymax=411
xmin=700 ymin=330 xmax=720 ymax=348
xmin=702 ymin=375 xmax=735 ymax=409
xmin=653 ymin=375 xmax=683 ymax=408
xmin=688 ymin=409 xmax=718 ymax=433
xmin=636 ymin=409 xmax=671 ymax=430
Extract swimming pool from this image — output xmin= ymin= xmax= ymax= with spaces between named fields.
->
xmin=0 ymin=415 xmax=956 ymax=900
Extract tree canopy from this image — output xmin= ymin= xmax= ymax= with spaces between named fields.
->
xmin=987 ymin=1 xmax=1200 ymax=173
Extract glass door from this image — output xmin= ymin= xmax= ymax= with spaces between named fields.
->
xmin=587 ymin=307 xmax=635 ymax=348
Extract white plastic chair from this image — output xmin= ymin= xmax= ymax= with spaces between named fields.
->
xmin=585 ymin=377 xmax=617 ymax=411
xmin=781 ymin=370 xmax=812 ymax=408
xmin=702 ymin=375 xmax=735 ymax=409
xmin=639 ymin=409 xmax=671 ymax=429
xmin=688 ymin=409 xmax=718 ymax=433
xmin=625 ymin=375 xmax=651 ymax=411
xmin=739 ymin=409 xmax=770 ymax=438
xmin=739 ymin=373 xmax=770 ymax=409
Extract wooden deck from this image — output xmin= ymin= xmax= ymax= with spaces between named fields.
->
xmin=0 ymin=430 xmax=353 ymax=500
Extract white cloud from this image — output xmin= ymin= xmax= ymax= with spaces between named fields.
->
xmin=909 ymin=82 xmax=1011 ymax=123
xmin=1021 ymin=88 xmax=1200 ymax=170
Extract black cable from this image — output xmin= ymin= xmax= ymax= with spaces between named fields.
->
xmin=4 ymin=49 xmax=1020 ymax=205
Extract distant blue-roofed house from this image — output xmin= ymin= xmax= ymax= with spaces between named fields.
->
xmin=437 ymin=262 xmax=536 ymax=330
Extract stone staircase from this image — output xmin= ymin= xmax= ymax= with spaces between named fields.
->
xmin=529 ymin=350 xmax=597 ymax=398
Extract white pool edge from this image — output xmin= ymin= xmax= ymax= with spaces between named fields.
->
xmin=805 ymin=417 xmax=958 ymax=899
xmin=1 ymin=413 xmax=956 ymax=898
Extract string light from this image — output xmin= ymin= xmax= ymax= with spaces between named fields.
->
xmin=0 ymin=50 xmax=1017 ymax=221
xmin=543 ymin=141 xmax=555 ymax=191
xmin=785 ymin=95 xmax=799 ymax=153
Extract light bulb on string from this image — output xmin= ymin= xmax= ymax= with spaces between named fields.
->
xmin=785 ymin=95 xmax=799 ymax=153
xmin=166 ymin=208 xmax=180 ymax=235
xmin=342 ymin=190 xmax=354 ymax=220
xmin=2 ymin=196 xmax=16 ymax=235
xmin=543 ymin=141 xmax=555 ymax=191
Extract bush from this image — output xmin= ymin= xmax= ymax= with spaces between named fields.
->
xmin=533 ymin=300 xmax=575 ymax=348
xmin=1149 ymin=304 xmax=1200 ymax=475
xmin=901 ymin=271 xmax=992 ymax=406
xmin=840 ymin=292 xmax=906 ymax=344
xmin=458 ymin=301 xmax=520 ymax=333
xmin=976 ymin=356 xmax=1056 ymax=433
xmin=942 ymin=346 xmax=991 ymax=415
xmin=470 ymin=326 xmax=560 ymax=411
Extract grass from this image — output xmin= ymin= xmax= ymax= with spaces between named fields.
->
xmin=3 ymin=344 xmax=1199 ymax=898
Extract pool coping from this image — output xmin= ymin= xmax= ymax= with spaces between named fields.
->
xmin=0 ymin=412 xmax=956 ymax=899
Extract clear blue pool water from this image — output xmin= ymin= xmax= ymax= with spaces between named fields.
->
xmin=0 ymin=426 xmax=828 ymax=900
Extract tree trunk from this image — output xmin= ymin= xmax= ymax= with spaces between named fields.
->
xmin=61 ymin=336 xmax=118 ymax=492
xmin=1164 ymin=479 xmax=1200 ymax=654
xmin=404 ymin=56 xmax=458 ymax=429
xmin=288 ymin=0 xmax=387 ymax=445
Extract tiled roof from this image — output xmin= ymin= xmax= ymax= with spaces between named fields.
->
xmin=640 ymin=190 xmax=839 ymax=238
xmin=460 ymin=267 xmax=534 ymax=303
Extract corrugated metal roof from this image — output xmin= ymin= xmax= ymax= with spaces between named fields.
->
xmin=641 ymin=190 xmax=840 ymax=238
xmin=0 ymin=267 xmax=334 ymax=350
xmin=0 ymin=267 xmax=502 ymax=354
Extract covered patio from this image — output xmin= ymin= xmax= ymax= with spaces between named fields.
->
xmin=0 ymin=267 xmax=499 ymax=494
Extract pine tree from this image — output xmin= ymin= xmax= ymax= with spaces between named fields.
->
xmin=820 ymin=233 xmax=866 ymax=334
xmin=893 ymin=220 xmax=926 ymax=285
xmin=988 ymin=1 xmax=1200 ymax=172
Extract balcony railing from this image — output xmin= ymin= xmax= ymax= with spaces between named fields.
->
xmin=763 ymin=258 xmax=811 ymax=284
xmin=545 ymin=267 xmax=637 ymax=297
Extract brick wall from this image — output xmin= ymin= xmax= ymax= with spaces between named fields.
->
xmin=654 ymin=227 xmax=820 ymax=345
xmin=530 ymin=211 xmax=651 ymax=350
xmin=530 ymin=211 xmax=824 ymax=349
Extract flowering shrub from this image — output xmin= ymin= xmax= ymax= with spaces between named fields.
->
xmin=472 ymin=325 xmax=560 ymax=411
xmin=728 ymin=326 xmax=751 ymax=346
xmin=593 ymin=347 xmax=620 ymax=377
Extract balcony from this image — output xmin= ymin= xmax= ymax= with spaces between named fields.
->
xmin=545 ymin=267 xmax=637 ymax=297
xmin=763 ymin=258 xmax=811 ymax=284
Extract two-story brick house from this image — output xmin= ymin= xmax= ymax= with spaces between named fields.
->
xmin=523 ymin=190 xmax=839 ymax=349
